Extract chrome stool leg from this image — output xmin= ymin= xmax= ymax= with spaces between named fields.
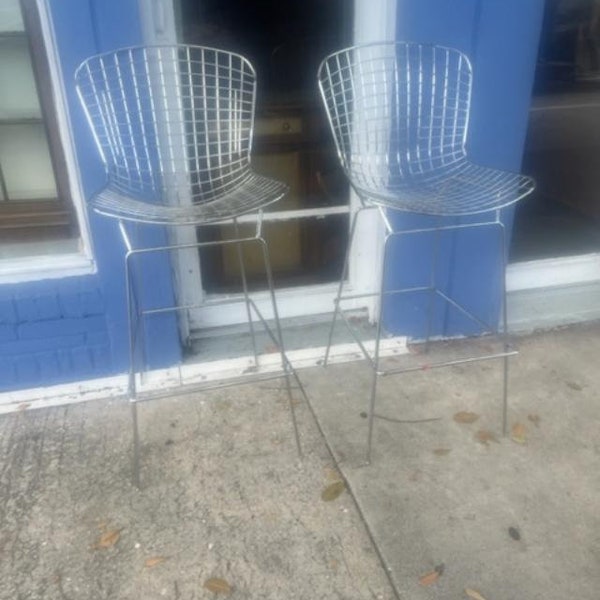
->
xmin=315 ymin=41 xmax=536 ymax=465
xmin=76 ymin=45 xmax=310 ymax=487
xmin=131 ymin=401 xmax=141 ymax=488
xmin=498 ymin=216 xmax=510 ymax=436
xmin=366 ymin=229 xmax=392 ymax=465
xmin=234 ymin=218 xmax=259 ymax=368
xmin=121 ymin=221 xmax=143 ymax=489
xmin=258 ymin=235 xmax=302 ymax=457
xmin=424 ymin=219 xmax=442 ymax=352
xmin=323 ymin=207 xmax=363 ymax=367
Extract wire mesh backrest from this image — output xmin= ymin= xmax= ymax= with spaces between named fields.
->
xmin=317 ymin=42 xmax=473 ymax=184
xmin=75 ymin=45 xmax=257 ymax=204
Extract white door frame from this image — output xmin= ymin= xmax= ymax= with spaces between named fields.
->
xmin=138 ymin=0 xmax=396 ymax=332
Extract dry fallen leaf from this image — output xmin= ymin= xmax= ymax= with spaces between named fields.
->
xmin=511 ymin=423 xmax=527 ymax=444
xmin=321 ymin=480 xmax=345 ymax=502
xmin=328 ymin=558 xmax=340 ymax=572
xmin=324 ymin=466 xmax=342 ymax=481
xmin=204 ymin=578 xmax=232 ymax=595
xmin=465 ymin=588 xmax=488 ymax=600
xmin=566 ymin=381 xmax=582 ymax=391
xmin=433 ymin=448 xmax=451 ymax=456
xmin=527 ymin=414 xmax=541 ymax=427
xmin=475 ymin=429 xmax=499 ymax=445
xmin=408 ymin=469 xmax=422 ymax=482
xmin=144 ymin=556 xmax=167 ymax=568
xmin=94 ymin=528 xmax=121 ymax=549
xmin=419 ymin=570 xmax=440 ymax=586
xmin=419 ymin=564 xmax=444 ymax=587
xmin=453 ymin=411 xmax=479 ymax=424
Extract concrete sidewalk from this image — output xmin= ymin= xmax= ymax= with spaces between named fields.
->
xmin=303 ymin=324 xmax=600 ymax=600
xmin=1 ymin=324 xmax=599 ymax=599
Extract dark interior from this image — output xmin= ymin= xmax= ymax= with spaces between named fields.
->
xmin=180 ymin=0 xmax=351 ymax=292
xmin=178 ymin=1 xmax=600 ymax=274
xmin=181 ymin=0 xmax=352 ymax=106
xmin=510 ymin=0 xmax=600 ymax=262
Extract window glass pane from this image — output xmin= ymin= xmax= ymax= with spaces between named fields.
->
xmin=0 ymin=123 xmax=58 ymax=200
xmin=0 ymin=0 xmax=24 ymax=33
xmin=0 ymin=2 xmax=59 ymax=205
xmin=0 ymin=0 xmax=79 ymax=260
xmin=0 ymin=36 xmax=42 ymax=119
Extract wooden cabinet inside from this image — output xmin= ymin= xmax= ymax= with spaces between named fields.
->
xmin=199 ymin=102 xmax=348 ymax=292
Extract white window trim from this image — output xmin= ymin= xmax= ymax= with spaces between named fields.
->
xmin=0 ymin=0 xmax=96 ymax=284
xmin=137 ymin=0 xmax=396 ymax=331
xmin=0 ymin=333 xmax=408 ymax=413
xmin=507 ymin=253 xmax=600 ymax=292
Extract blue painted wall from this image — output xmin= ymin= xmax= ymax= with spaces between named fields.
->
xmin=1 ymin=0 xmax=546 ymax=391
xmin=0 ymin=0 xmax=181 ymax=392
xmin=384 ymin=0 xmax=545 ymax=338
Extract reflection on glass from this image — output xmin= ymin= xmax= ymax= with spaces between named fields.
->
xmin=511 ymin=0 xmax=600 ymax=262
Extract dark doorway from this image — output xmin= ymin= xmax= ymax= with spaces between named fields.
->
xmin=179 ymin=0 xmax=352 ymax=292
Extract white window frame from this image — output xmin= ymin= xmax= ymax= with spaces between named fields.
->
xmin=0 ymin=0 xmax=95 ymax=284
xmin=138 ymin=0 xmax=396 ymax=332
xmin=506 ymin=95 xmax=600 ymax=326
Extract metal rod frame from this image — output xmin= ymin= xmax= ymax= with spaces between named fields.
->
xmin=316 ymin=41 xmax=536 ymax=465
xmin=74 ymin=45 xmax=309 ymax=489
xmin=323 ymin=205 xmax=513 ymax=464
xmin=120 ymin=216 xmax=305 ymax=488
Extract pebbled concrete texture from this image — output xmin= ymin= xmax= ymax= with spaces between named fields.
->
xmin=0 ymin=383 xmax=394 ymax=600
xmin=1 ymin=323 xmax=600 ymax=599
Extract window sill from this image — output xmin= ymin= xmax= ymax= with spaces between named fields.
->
xmin=0 ymin=242 xmax=96 ymax=284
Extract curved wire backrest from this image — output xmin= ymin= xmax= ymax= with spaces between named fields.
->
xmin=317 ymin=42 xmax=473 ymax=187
xmin=75 ymin=45 xmax=257 ymax=204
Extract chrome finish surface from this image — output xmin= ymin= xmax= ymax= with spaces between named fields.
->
xmin=318 ymin=42 xmax=534 ymax=216
xmin=318 ymin=42 xmax=536 ymax=463
xmin=76 ymin=45 xmax=304 ymax=487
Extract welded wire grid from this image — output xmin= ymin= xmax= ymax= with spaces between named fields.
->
xmin=75 ymin=45 xmax=287 ymax=224
xmin=318 ymin=42 xmax=534 ymax=216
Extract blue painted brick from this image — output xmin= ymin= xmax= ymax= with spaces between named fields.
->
xmin=0 ymin=299 xmax=17 ymax=324
xmin=0 ymin=325 xmax=16 ymax=342
xmin=56 ymin=349 xmax=71 ymax=373
xmin=59 ymin=293 xmax=83 ymax=318
xmin=14 ymin=354 xmax=40 ymax=385
xmin=86 ymin=331 xmax=111 ymax=346
xmin=90 ymin=344 xmax=112 ymax=371
xmin=0 ymin=335 xmax=85 ymax=355
xmin=70 ymin=346 xmax=94 ymax=374
xmin=59 ymin=288 xmax=104 ymax=318
xmin=80 ymin=290 xmax=105 ymax=316
xmin=0 ymin=358 xmax=14 ymax=386
xmin=37 ymin=351 xmax=62 ymax=381
xmin=15 ymin=294 xmax=61 ymax=322
xmin=17 ymin=316 xmax=106 ymax=339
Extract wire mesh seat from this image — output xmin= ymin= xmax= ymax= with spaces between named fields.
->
xmin=318 ymin=41 xmax=535 ymax=463
xmin=76 ymin=45 xmax=305 ymax=487
xmin=349 ymin=160 xmax=533 ymax=216
xmin=91 ymin=172 xmax=286 ymax=225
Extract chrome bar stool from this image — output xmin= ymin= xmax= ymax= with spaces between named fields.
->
xmin=317 ymin=42 xmax=535 ymax=463
xmin=75 ymin=45 xmax=305 ymax=486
